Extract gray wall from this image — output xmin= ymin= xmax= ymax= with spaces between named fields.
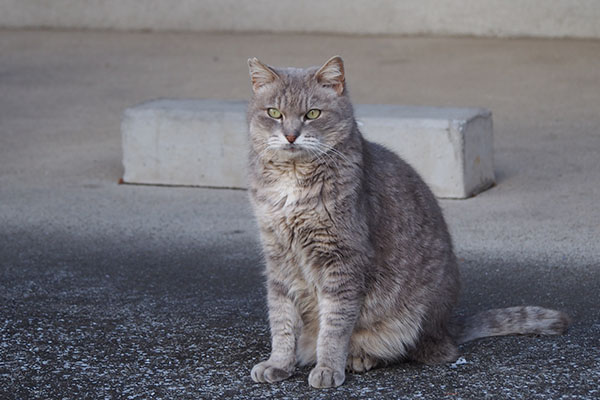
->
xmin=1 ymin=0 xmax=599 ymax=38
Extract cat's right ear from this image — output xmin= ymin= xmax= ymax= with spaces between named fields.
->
xmin=316 ymin=56 xmax=345 ymax=95
xmin=248 ymin=58 xmax=279 ymax=92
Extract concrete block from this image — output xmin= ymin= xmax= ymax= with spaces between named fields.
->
xmin=356 ymin=105 xmax=494 ymax=198
xmin=121 ymin=99 xmax=494 ymax=198
xmin=122 ymin=99 xmax=248 ymax=189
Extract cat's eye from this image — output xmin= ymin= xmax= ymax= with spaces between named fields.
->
xmin=305 ymin=109 xmax=321 ymax=120
xmin=267 ymin=108 xmax=282 ymax=119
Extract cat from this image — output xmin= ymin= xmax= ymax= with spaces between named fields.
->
xmin=245 ymin=56 xmax=570 ymax=389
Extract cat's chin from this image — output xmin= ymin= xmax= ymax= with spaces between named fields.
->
xmin=270 ymin=146 xmax=313 ymax=162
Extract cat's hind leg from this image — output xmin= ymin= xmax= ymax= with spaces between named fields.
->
xmin=407 ymin=333 xmax=459 ymax=365
xmin=297 ymin=317 xmax=381 ymax=373
xmin=348 ymin=317 xmax=422 ymax=369
xmin=346 ymin=352 xmax=378 ymax=373
xmin=296 ymin=320 xmax=318 ymax=366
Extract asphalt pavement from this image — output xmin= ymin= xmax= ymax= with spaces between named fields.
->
xmin=0 ymin=29 xmax=599 ymax=399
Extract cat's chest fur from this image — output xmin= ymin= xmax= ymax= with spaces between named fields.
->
xmin=263 ymin=172 xmax=305 ymax=210
xmin=251 ymin=163 xmax=335 ymax=282
xmin=253 ymin=163 xmax=330 ymax=227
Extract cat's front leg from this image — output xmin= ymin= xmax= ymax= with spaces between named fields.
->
xmin=308 ymin=268 xmax=362 ymax=388
xmin=251 ymin=276 xmax=300 ymax=384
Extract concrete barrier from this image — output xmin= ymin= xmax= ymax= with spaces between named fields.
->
xmin=121 ymin=99 xmax=494 ymax=198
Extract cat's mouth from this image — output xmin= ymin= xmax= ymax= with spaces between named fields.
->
xmin=269 ymin=142 xmax=311 ymax=161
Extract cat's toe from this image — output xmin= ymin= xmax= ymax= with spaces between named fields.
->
xmin=251 ymin=361 xmax=292 ymax=383
xmin=308 ymin=365 xmax=345 ymax=388
xmin=346 ymin=354 xmax=376 ymax=373
xmin=263 ymin=366 xmax=292 ymax=383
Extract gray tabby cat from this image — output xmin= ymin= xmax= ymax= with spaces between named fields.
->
xmin=246 ymin=56 xmax=569 ymax=389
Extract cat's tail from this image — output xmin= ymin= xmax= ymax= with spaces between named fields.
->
xmin=451 ymin=306 xmax=571 ymax=345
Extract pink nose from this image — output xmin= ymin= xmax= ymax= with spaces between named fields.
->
xmin=285 ymin=135 xmax=297 ymax=143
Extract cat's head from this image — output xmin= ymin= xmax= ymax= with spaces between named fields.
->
xmin=247 ymin=56 xmax=355 ymax=163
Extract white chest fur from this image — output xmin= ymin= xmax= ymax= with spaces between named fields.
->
xmin=271 ymin=174 xmax=302 ymax=209
xmin=255 ymin=168 xmax=315 ymax=215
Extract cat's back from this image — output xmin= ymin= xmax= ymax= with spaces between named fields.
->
xmin=362 ymin=139 xmax=444 ymax=224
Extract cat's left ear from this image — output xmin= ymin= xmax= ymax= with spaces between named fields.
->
xmin=248 ymin=58 xmax=279 ymax=92
xmin=316 ymin=56 xmax=345 ymax=95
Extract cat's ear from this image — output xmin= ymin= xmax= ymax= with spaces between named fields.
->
xmin=316 ymin=56 xmax=345 ymax=95
xmin=248 ymin=58 xmax=279 ymax=92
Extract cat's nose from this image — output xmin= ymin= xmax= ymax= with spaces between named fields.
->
xmin=285 ymin=134 xmax=297 ymax=143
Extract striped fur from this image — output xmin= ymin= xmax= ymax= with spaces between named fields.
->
xmin=452 ymin=306 xmax=571 ymax=344
xmin=246 ymin=56 xmax=570 ymax=388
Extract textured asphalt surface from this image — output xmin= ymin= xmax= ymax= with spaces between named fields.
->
xmin=1 ymin=30 xmax=599 ymax=399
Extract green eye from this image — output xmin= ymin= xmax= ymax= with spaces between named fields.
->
xmin=267 ymin=108 xmax=282 ymax=119
xmin=305 ymin=109 xmax=321 ymax=120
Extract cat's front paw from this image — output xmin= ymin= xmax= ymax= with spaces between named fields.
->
xmin=251 ymin=360 xmax=293 ymax=383
xmin=308 ymin=365 xmax=345 ymax=388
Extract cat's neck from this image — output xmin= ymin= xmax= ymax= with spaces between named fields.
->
xmin=257 ymin=159 xmax=325 ymax=188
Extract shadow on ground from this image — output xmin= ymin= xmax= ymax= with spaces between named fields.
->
xmin=1 ymin=230 xmax=598 ymax=399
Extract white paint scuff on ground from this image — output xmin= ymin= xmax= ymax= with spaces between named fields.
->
xmin=450 ymin=357 xmax=469 ymax=368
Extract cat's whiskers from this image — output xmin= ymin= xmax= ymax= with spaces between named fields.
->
xmin=309 ymin=146 xmax=334 ymax=168
xmin=300 ymin=139 xmax=339 ymax=167
xmin=256 ymin=136 xmax=285 ymax=160
xmin=301 ymin=138 xmax=351 ymax=168
xmin=310 ymin=146 xmax=340 ymax=169
xmin=304 ymin=147 xmax=326 ymax=166
xmin=300 ymin=140 xmax=337 ymax=167
xmin=256 ymin=144 xmax=277 ymax=161
xmin=313 ymin=141 xmax=354 ymax=165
